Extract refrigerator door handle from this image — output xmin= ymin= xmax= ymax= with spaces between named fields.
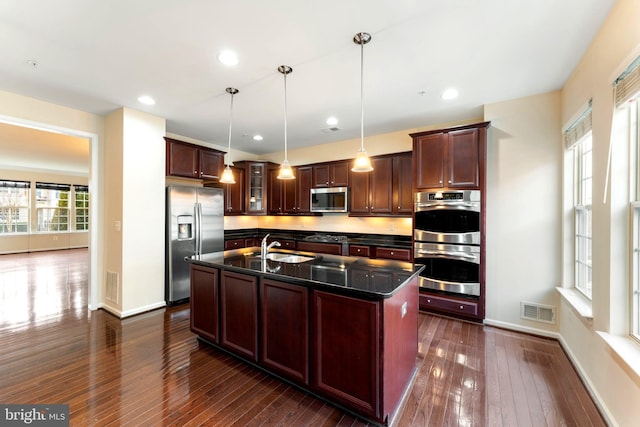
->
xmin=194 ymin=202 xmax=200 ymax=256
xmin=197 ymin=202 xmax=203 ymax=255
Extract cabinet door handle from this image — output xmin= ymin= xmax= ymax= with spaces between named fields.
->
xmin=427 ymin=299 xmax=431 ymax=303
xmin=459 ymin=305 xmax=464 ymax=310
xmin=390 ymin=251 xmax=394 ymax=255
xmin=448 ymin=180 xmax=452 ymax=184
xmin=439 ymin=180 xmax=443 ymax=184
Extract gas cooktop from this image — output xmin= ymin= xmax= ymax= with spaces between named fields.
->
xmin=303 ymin=234 xmax=348 ymax=243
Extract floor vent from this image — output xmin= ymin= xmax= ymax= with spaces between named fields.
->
xmin=520 ymin=302 xmax=556 ymax=324
xmin=106 ymin=271 xmax=119 ymax=304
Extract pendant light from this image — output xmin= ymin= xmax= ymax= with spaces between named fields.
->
xmin=277 ymin=65 xmax=295 ymax=180
xmin=219 ymin=87 xmax=239 ymax=184
xmin=351 ymin=32 xmax=374 ymax=172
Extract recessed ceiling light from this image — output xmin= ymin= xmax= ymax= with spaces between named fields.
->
xmin=137 ymin=95 xmax=156 ymax=105
xmin=253 ymin=135 xmax=263 ymax=141
xmin=442 ymin=88 xmax=459 ymax=100
xmin=26 ymin=59 xmax=39 ymax=68
xmin=326 ymin=117 xmax=338 ymax=126
xmin=217 ymin=50 xmax=239 ymax=66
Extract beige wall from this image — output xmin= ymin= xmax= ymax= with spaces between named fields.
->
xmin=483 ymin=91 xmax=563 ymax=332
xmin=558 ymin=0 xmax=640 ymax=425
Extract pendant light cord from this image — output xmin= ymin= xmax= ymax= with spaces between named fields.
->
xmin=360 ymin=39 xmax=365 ymax=152
xmin=227 ymin=91 xmax=234 ymax=166
xmin=283 ymin=71 xmax=289 ymax=162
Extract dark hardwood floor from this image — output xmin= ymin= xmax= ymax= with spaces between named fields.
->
xmin=0 ymin=249 xmax=605 ymax=426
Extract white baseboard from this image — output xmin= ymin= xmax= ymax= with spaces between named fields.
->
xmin=99 ymin=301 xmax=166 ymax=319
xmin=483 ymin=318 xmax=560 ymax=339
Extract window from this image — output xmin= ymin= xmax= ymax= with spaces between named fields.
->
xmin=74 ymin=185 xmax=89 ymax=231
xmin=574 ymin=134 xmax=593 ymax=298
xmin=565 ymin=104 xmax=593 ymax=299
xmin=36 ymin=182 xmax=70 ymax=232
xmin=616 ymin=55 xmax=640 ymax=341
xmin=0 ymin=180 xmax=30 ymax=234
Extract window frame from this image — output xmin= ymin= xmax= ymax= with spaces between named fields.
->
xmin=35 ymin=183 xmax=71 ymax=233
xmin=573 ymin=133 xmax=593 ymax=299
xmin=0 ymin=181 xmax=30 ymax=234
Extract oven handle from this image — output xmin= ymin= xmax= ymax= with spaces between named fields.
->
xmin=416 ymin=249 xmax=478 ymax=260
xmin=415 ymin=202 xmax=480 ymax=211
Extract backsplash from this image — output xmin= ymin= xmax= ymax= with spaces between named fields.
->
xmin=224 ymin=214 xmax=412 ymax=236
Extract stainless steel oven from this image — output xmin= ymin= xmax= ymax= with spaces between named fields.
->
xmin=413 ymin=190 xmax=481 ymax=297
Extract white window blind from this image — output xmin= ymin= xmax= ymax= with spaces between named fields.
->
xmin=564 ymin=101 xmax=592 ymax=150
xmin=615 ymin=56 xmax=640 ymax=108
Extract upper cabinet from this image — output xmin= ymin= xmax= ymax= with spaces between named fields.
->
xmin=165 ymin=137 xmax=225 ymax=180
xmin=268 ymin=166 xmax=314 ymax=215
xmin=411 ymin=122 xmax=489 ymax=190
xmin=243 ymin=162 xmax=270 ymax=215
xmin=349 ymin=153 xmax=410 ymax=217
xmin=312 ymin=161 xmax=349 ymax=188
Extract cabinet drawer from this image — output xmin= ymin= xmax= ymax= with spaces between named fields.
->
xmin=419 ymin=293 xmax=478 ymax=317
xmin=225 ymin=238 xmax=245 ymax=250
xmin=296 ymin=241 xmax=342 ymax=255
xmin=375 ymin=247 xmax=411 ymax=261
xmin=349 ymin=245 xmax=371 ymax=257
xmin=280 ymin=239 xmax=296 ymax=250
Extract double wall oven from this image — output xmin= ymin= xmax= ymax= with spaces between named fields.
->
xmin=413 ymin=190 xmax=481 ymax=297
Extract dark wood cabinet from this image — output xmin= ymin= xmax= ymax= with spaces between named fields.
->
xmin=190 ymin=265 xmax=219 ymax=344
xmin=349 ymin=168 xmax=370 ymax=214
xmin=189 ymin=263 xmax=419 ymax=425
xmin=412 ymin=123 xmax=488 ymax=190
xmin=349 ymin=154 xmax=397 ymax=216
xmin=268 ymin=168 xmax=284 ymax=214
xmin=393 ymin=153 xmax=413 ymax=215
xmin=220 ymin=271 xmax=258 ymax=361
xmin=313 ymin=161 xmax=349 ymax=188
xmin=369 ymin=156 xmax=394 ymax=214
xmin=261 ymin=279 xmax=309 ymax=385
xmin=165 ymin=137 xmax=224 ymax=180
xmin=419 ymin=293 xmax=479 ymax=318
xmin=312 ymin=291 xmax=380 ymax=418
xmin=243 ymin=162 xmax=269 ymax=215
xmin=296 ymin=241 xmax=343 ymax=255
xmin=295 ymin=166 xmax=313 ymax=213
xmin=349 ymin=245 xmax=371 ymax=257
xmin=269 ymin=166 xmax=314 ymax=215
xmin=209 ymin=166 xmax=245 ymax=215
xmin=375 ymin=247 xmax=411 ymax=261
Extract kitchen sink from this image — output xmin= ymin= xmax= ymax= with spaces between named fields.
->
xmin=265 ymin=253 xmax=316 ymax=263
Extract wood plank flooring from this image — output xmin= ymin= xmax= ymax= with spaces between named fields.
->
xmin=0 ymin=249 xmax=605 ymax=426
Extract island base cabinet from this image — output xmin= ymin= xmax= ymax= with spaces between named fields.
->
xmin=312 ymin=291 xmax=380 ymax=419
xmin=220 ymin=271 xmax=258 ymax=361
xmin=261 ymin=279 xmax=309 ymax=385
xmin=190 ymin=265 xmax=219 ymax=344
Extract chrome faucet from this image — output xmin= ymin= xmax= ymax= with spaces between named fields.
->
xmin=261 ymin=234 xmax=281 ymax=259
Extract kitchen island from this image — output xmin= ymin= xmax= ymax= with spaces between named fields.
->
xmin=186 ymin=247 xmax=422 ymax=426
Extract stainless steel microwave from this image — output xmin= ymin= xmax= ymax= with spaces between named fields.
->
xmin=311 ymin=187 xmax=348 ymax=213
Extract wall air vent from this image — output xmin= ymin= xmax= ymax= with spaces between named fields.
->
xmin=321 ymin=127 xmax=341 ymax=133
xmin=520 ymin=302 xmax=556 ymax=324
xmin=106 ymin=271 xmax=120 ymax=304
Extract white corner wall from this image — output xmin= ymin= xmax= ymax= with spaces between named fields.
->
xmin=121 ymin=108 xmax=166 ymax=314
xmin=483 ymin=91 xmax=562 ymax=333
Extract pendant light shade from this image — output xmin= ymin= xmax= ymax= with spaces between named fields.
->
xmin=219 ymin=87 xmax=239 ymax=184
xmin=277 ymin=65 xmax=295 ymax=180
xmin=351 ymin=32 xmax=373 ymax=173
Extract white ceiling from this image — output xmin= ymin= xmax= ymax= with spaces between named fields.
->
xmin=0 ymin=0 xmax=616 ymax=171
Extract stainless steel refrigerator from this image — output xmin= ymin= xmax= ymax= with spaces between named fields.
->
xmin=165 ymin=185 xmax=224 ymax=305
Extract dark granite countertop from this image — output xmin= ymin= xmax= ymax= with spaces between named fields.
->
xmin=224 ymin=228 xmax=412 ymax=249
xmin=187 ymin=246 xmax=423 ymax=299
